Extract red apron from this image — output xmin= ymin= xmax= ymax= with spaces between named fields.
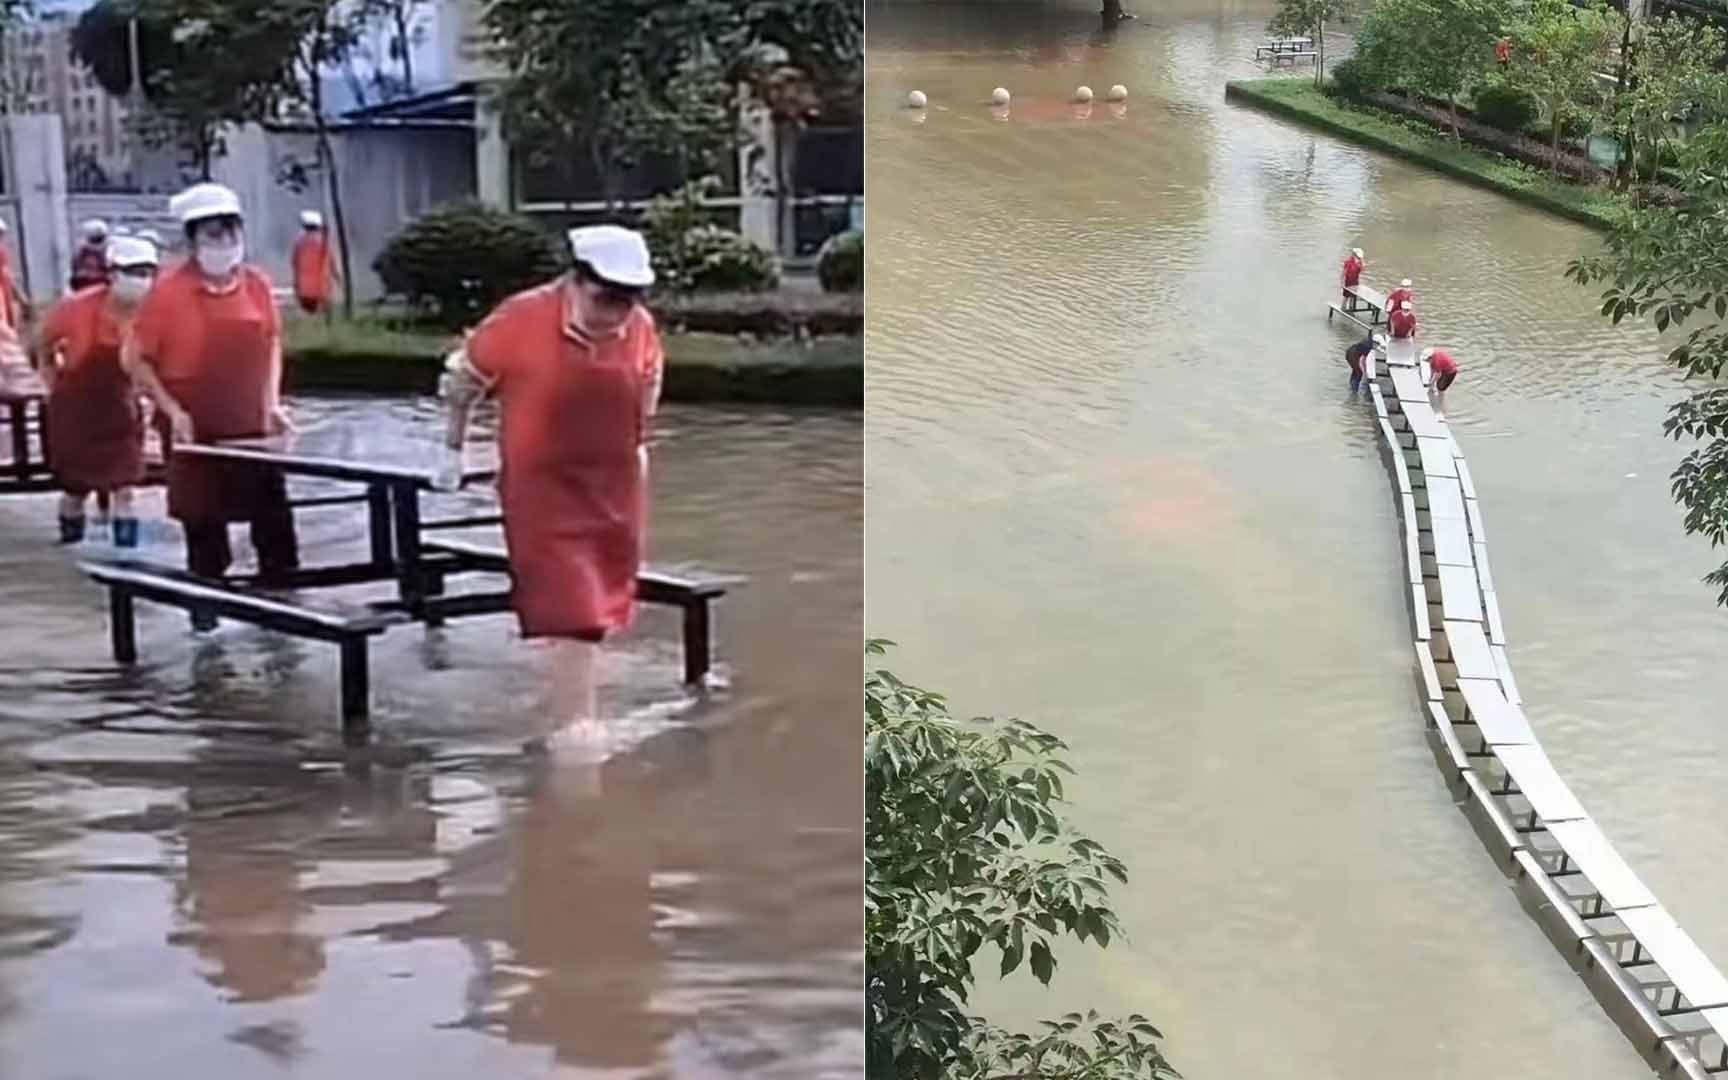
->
xmin=498 ymin=328 xmax=647 ymax=639
xmin=46 ymin=300 xmax=143 ymax=493
xmin=163 ymin=305 xmax=278 ymax=522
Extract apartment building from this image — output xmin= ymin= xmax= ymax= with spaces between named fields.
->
xmin=1 ymin=13 xmax=136 ymax=189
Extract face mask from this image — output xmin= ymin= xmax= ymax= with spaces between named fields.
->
xmin=196 ymin=240 xmax=242 ymax=277
xmin=109 ymin=274 xmax=150 ymax=304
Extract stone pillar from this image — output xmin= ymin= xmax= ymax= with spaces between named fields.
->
xmin=475 ymin=84 xmax=511 ymax=208
xmin=3 ymin=114 xmax=73 ymax=304
xmin=737 ymin=85 xmax=778 ymax=254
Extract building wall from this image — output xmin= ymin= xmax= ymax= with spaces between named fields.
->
xmin=1 ymin=13 xmax=137 ymax=189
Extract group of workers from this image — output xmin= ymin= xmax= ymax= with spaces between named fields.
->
xmin=1 ymin=181 xmax=666 ymax=748
xmin=1340 ymin=248 xmax=1461 ymax=401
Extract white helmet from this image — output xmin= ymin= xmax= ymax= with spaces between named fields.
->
xmin=300 ymin=209 xmax=324 ymax=229
xmin=1419 ymin=347 xmax=1436 ymax=362
xmin=170 ymin=182 xmax=244 ymax=225
xmin=1400 ymin=278 xmax=1413 ymax=287
xmin=82 ymin=218 xmax=108 ymax=241
xmin=1351 ymin=247 xmax=1364 ymax=259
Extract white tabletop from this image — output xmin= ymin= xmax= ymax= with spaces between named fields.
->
xmin=1425 ymin=475 xmax=1466 ymax=520
xmin=1615 ymin=907 xmax=1728 ymax=1009
xmin=1431 ymin=515 xmax=1473 ymax=568
xmin=1545 ymin=819 xmax=1657 ymax=911
xmin=1457 ymin=676 xmax=1534 ymax=744
xmin=1402 ymin=401 xmax=1448 ymax=440
xmin=1417 ymin=437 xmax=1457 ymax=479
xmin=1438 ymin=565 xmax=1483 ymax=621
xmin=1389 ymin=367 xmax=1428 ymax=403
xmin=1494 ymin=744 xmax=1587 ymax=823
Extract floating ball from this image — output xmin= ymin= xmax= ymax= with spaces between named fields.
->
xmin=1075 ymin=85 xmax=1094 ymax=103
xmin=991 ymin=87 xmax=1011 ymax=106
xmin=1107 ymin=84 xmax=1129 ymax=101
xmin=907 ymin=90 xmax=927 ymax=109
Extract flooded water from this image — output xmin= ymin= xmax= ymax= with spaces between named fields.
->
xmin=866 ymin=1 xmax=1728 ymax=1076
xmin=0 ymin=396 xmax=862 ymax=1078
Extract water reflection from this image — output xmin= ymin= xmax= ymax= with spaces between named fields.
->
xmin=0 ymin=398 xmax=861 ymax=1077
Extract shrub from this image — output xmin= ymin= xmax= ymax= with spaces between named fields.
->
xmin=640 ymin=176 xmax=778 ymax=293
xmin=374 ymin=202 xmax=564 ymax=326
xmin=816 ymin=229 xmax=862 ymax=292
xmin=1328 ymin=57 xmax=1374 ymax=102
xmin=1472 ymin=79 xmax=1538 ymax=133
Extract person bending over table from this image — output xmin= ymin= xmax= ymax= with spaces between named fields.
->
xmin=436 ymin=224 xmax=664 ymax=757
xmin=121 ymin=182 xmax=298 ymax=628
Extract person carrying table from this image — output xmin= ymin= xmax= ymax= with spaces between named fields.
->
xmin=1344 ymin=332 xmax=1384 ymax=394
xmin=1389 ymin=301 xmax=1417 ymax=341
xmin=122 ymin=182 xmax=298 ymax=622
xmin=436 ymin=224 xmax=664 ymax=756
xmin=1421 ymin=346 xmax=1460 ymax=415
xmin=1340 ymin=247 xmax=1364 ymax=308
xmin=1387 ymin=277 xmax=1414 ymax=313
xmin=33 ymin=235 xmax=158 ymax=547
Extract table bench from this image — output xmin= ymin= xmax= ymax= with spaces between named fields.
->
xmin=1423 ymin=474 xmax=1466 ymax=520
xmin=1611 ymin=907 xmax=1728 ymax=1014
xmin=1544 ymin=818 xmax=1658 ymax=915
xmin=81 ymin=559 xmax=408 ymax=740
xmin=418 ymin=536 xmax=730 ymax=686
xmin=1337 ymin=284 xmax=1389 ymax=325
xmin=1492 ymin=744 xmax=1588 ymax=830
xmin=1455 ymin=676 xmax=1533 ymax=747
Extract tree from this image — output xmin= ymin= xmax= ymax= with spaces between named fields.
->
xmin=865 ymin=640 xmax=1180 ymax=1080
xmin=1566 ymin=124 xmax=1728 ymax=607
xmin=71 ymin=0 xmax=300 ymax=179
xmin=1268 ymin=0 xmax=1353 ymax=89
xmin=483 ymin=0 xmax=739 ymax=213
xmin=1611 ymin=13 xmax=1727 ymax=192
xmin=1502 ymin=0 xmax=1616 ymax=172
xmin=1351 ymin=0 xmax=1504 ymax=137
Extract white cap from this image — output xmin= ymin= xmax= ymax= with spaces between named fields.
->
xmin=0 ymin=219 xmax=8 ymax=234
xmin=106 ymin=235 xmax=159 ymax=268
xmin=568 ymin=224 xmax=654 ymax=288
xmin=1420 ymin=347 xmax=1436 ymax=361
xmin=1351 ymin=247 xmax=1363 ymax=258
xmin=170 ymin=182 xmax=243 ymax=225
xmin=300 ymin=209 xmax=324 ymax=228
xmin=1400 ymin=278 xmax=1412 ymax=287
xmin=137 ymin=229 xmax=163 ymax=245
xmin=82 ymin=218 xmax=108 ymax=239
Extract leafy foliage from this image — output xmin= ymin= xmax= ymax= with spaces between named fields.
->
xmin=865 ymin=640 xmax=1178 ymax=1080
xmin=1472 ymin=76 xmax=1540 ymax=133
xmin=1268 ymin=0 xmax=1354 ymax=88
xmin=1610 ymin=14 xmax=1728 ymax=186
xmin=71 ymin=0 xmax=305 ymax=178
xmin=1502 ymin=0 xmax=1617 ymax=170
xmin=374 ymin=202 xmax=563 ymax=326
xmin=1350 ymin=0 xmax=1505 ymax=135
xmin=1567 ymin=125 xmax=1728 ymax=606
xmin=816 ymin=229 xmax=862 ymax=293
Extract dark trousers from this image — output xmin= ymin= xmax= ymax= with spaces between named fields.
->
xmin=183 ymin=497 xmax=300 ymax=583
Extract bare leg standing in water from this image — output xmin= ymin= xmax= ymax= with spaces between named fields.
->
xmin=435 ymin=225 xmax=664 ymax=762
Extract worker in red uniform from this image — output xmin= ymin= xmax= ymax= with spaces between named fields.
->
xmin=69 ymin=220 xmax=111 ymax=292
xmin=1422 ymin=347 xmax=1459 ymax=390
xmin=438 ymin=224 xmax=664 ymax=757
xmin=1341 ymin=247 xmax=1364 ymax=308
xmin=122 ymin=183 xmax=297 ymax=626
xmin=1387 ymin=277 xmax=1414 ymax=314
xmin=1495 ymin=37 xmax=1511 ymax=66
xmin=291 ymin=210 xmax=340 ymax=316
xmin=0 ymin=219 xmax=28 ymax=331
xmin=1389 ymin=301 xmax=1418 ymax=340
xmin=34 ymin=235 xmax=157 ymax=546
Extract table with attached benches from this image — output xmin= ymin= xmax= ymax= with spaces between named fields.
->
xmin=79 ymin=435 xmax=735 ymax=741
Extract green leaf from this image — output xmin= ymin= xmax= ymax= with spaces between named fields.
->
xmin=1029 ymin=940 xmax=1056 ymax=984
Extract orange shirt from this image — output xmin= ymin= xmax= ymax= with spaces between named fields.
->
xmin=291 ymin=232 xmax=332 ymax=301
xmin=38 ymin=286 xmax=123 ymax=371
xmin=133 ymin=261 xmax=279 ymax=385
xmin=466 ymin=283 xmax=664 ymax=455
xmin=1389 ymin=308 xmax=1417 ymax=338
xmin=1342 ymin=255 xmax=1362 ymax=287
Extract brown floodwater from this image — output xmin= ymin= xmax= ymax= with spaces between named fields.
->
xmin=0 ymin=396 xmax=861 ymax=1078
xmin=867 ymin=1 xmax=1728 ymax=1077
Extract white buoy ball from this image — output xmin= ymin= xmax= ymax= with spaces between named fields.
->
xmin=991 ymin=87 xmax=1011 ymax=106
xmin=1108 ymin=84 xmax=1129 ymax=101
xmin=907 ymin=90 xmax=928 ymax=109
xmin=1075 ymin=85 xmax=1095 ymax=103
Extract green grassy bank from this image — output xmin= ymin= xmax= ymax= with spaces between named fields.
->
xmin=282 ymin=316 xmax=862 ymax=408
xmin=1224 ymin=78 xmax=1626 ymax=231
